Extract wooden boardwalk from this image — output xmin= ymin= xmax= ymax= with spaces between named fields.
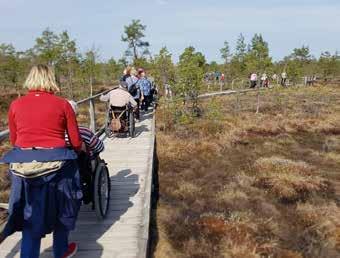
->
xmin=1 ymin=111 xmax=155 ymax=258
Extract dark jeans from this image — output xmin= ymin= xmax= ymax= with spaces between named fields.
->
xmin=281 ymin=78 xmax=286 ymax=86
xmin=21 ymin=224 xmax=69 ymax=258
xmin=134 ymin=99 xmax=140 ymax=119
xmin=141 ymin=95 xmax=151 ymax=111
xmin=250 ymin=81 xmax=257 ymax=88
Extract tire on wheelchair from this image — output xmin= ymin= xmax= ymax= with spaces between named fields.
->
xmin=129 ymin=110 xmax=135 ymax=138
xmin=94 ymin=160 xmax=111 ymax=220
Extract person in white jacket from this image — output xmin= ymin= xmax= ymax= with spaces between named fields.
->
xmin=100 ymin=81 xmax=137 ymax=108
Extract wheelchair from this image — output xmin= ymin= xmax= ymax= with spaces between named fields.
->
xmin=78 ymin=152 xmax=111 ymax=220
xmin=104 ymin=104 xmax=135 ymax=138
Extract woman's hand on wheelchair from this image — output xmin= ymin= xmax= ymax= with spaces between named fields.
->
xmin=80 ymin=142 xmax=88 ymax=153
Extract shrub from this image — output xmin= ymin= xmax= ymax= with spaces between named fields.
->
xmin=253 ymin=157 xmax=331 ymax=202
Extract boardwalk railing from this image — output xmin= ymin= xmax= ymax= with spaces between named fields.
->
xmin=0 ymin=88 xmax=115 ymax=142
xmin=0 ymin=129 xmax=9 ymax=142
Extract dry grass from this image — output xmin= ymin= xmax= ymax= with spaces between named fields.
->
xmin=0 ymin=141 xmax=11 ymax=203
xmin=253 ymin=157 xmax=331 ymax=202
xmin=294 ymin=202 xmax=340 ymax=257
xmin=152 ymin=85 xmax=340 ymax=258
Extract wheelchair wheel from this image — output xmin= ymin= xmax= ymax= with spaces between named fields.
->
xmin=129 ymin=110 xmax=135 ymax=138
xmin=94 ymin=160 xmax=111 ymax=220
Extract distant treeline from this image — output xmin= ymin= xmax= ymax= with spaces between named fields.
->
xmin=1 ymin=21 xmax=339 ymax=99
xmin=0 ymin=29 xmax=124 ymax=99
xmin=218 ymin=34 xmax=340 ymax=83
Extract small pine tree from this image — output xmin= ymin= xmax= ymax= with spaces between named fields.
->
xmin=177 ymin=46 xmax=206 ymax=114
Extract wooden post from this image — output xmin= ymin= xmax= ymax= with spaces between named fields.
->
xmin=89 ymin=99 xmax=96 ymax=132
xmin=90 ymin=75 xmax=93 ymax=96
xmin=236 ymin=88 xmax=240 ymax=113
xmin=256 ymin=86 xmax=260 ymax=114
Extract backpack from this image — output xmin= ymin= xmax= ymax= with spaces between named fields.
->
xmin=121 ymin=74 xmax=131 ymax=82
xmin=111 ymin=111 xmax=125 ymax=132
xmin=128 ymin=83 xmax=138 ymax=96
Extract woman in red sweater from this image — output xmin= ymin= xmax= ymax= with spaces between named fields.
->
xmin=0 ymin=65 xmax=83 ymax=258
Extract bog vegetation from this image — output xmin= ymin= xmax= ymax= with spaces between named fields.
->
xmin=153 ymin=86 xmax=340 ymax=258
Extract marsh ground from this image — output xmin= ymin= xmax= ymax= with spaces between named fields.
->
xmin=152 ymin=85 xmax=340 ymax=258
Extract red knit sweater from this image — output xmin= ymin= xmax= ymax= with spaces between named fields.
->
xmin=8 ymin=90 xmax=82 ymax=151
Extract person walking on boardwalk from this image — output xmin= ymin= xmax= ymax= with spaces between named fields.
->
xmin=250 ymin=72 xmax=258 ymax=88
xmin=272 ymin=73 xmax=278 ymax=86
xmin=281 ymin=71 xmax=287 ymax=87
xmin=125 ymin=67 xmax=142 ymax=119
xmin=0 ymin=65 xmax=83 ymax=258
xmin=138 ymin=69 xmax=152 ymax=111
xmin=164 ymin=82 xmax=173 ymax=99
xmin=261 ymin=73 xmax=269 ymax=87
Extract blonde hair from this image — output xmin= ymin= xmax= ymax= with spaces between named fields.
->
xmin=24 ymin=64 xmax=60 ymax=92
xmin=125 ymin=66 xmax=132 ymax=74
xmin=130 ymin=67 xmax=137 ymax=76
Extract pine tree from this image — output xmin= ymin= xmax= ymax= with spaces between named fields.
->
xmin=245 ymin=33 xmax=272 ymax=74
xmin=34 ymin=28 xmax=60 ymax=66
xmin=177 ymin=46 xmax=206 ymax=111
xmin=220 ymin=41 xmax=231 ymax=64
xmin=58 ymin=31 xmax=79 ymax=98
xmin=153 ymin=47 xmax=175 ymax=91
xmin=121 ymin=20 xmax=150 ymax=63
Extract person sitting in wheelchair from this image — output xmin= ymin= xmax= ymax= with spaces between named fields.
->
xmin=67 ymin=100 xmax=104 ymax=158
xmin=100 ymin=81 xmax=137 ymax=132
xmin=67 ymin=100 xmax=105 ymax=204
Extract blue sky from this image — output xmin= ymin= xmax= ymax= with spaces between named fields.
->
xmin=0 ymin=0 xmax=339 ymax=62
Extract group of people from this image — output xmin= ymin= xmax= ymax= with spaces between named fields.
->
xmin=304 ymin=75 xmax=317 ymax=86
xmin=249 ymin=71 xmax=288 ymax=88
xmin=119 ymin=66 xmax=155 ymax=118
xmin=204 ymin=71 xmax=226 ymax=83
xmin=0 ymin=64 xmax=155 ymax=258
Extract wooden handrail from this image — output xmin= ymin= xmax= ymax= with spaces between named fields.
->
xmin=0 ymin=129 xmax=9 ymax=141
xmin=76 ymin=88 xmax=112 ymax=105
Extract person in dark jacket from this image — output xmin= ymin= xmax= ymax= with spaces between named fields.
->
xmin=0 ymin=64 xmax=83 ymax=258
xmin=138 ymin=70 xmax=152 ymax=111
xmin=125 ymin=67 xmax=142 ymax=119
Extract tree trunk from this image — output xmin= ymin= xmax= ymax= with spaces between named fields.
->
xmin=132 ymin=40 xmax=138 ymax=61
xmin=68 ymin=63 xmax=73 ymax=99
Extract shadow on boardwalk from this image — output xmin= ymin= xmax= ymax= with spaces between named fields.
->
xmin=4 ymin=169 xmax=139 ymax=258
xmin=148 ymin=139 xmax=159 ymax=258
